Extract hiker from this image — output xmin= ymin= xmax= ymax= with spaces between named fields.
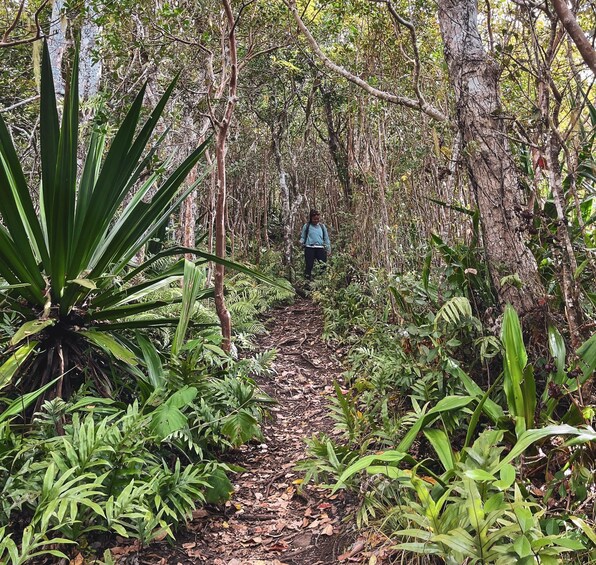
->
xmin=299 ymin=209 xmax=331 ymax=280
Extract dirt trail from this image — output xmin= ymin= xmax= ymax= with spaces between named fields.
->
xmin=133 ymin=298 xmax=358 ymax=564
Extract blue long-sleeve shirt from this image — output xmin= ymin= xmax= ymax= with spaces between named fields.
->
xmin=299 ymin=223 xmax=331 ymax=252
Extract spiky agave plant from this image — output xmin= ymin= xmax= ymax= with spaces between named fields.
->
xmin=0 ymin=44 xmax=214 ymax=398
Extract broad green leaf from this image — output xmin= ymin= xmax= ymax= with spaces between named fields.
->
xmin=334 ymin=451 xmax=411 ymax=491
xmin=424 ymin=428 xmax=455 ymax=472
xmin=501 ymin=305 xmax=526 ymax=421
xmin=547 ymin=324 xmax=566 ymax=380
xmin=570 ymin=516 xmax=596 ymax=545
xmin=494 ymin=463 xmax=516 ymax=490
xmin=494 ymin=425 xmax=595 ymax=471
xmin=464 ymin=469 xmax=496 ymax=481
xmin=513 ymin=535 xmax=532 ymax=558
xmin=165 ymin=386 xmax=198 ymax=410
xmin=150 ymin=404 xmax=187 ymax=440
xmin=80 ymin=330 xmax=138 ymax=365
xmin=577 ymin=333 xmax=596 ymax=384
xmin=204 ymin=468 xmax=233 ymax=504
xmin=393 ymin=542 xmax=441 ymax=555
xmin=432 ymin=528 xmax=476 ymax=555
xmin=364 ymin=466 xmax=412 ymax=479
xmin=0 ymin=341 xmax=38 ymax=389
xmin=222 ymin=410 xmax=261 ymax=446
xmin=172 ymin=260 xmax=204 ymax=357
xmin=11 ymin=319 xmax=55 ymax=346
xmin=397 ymin=395 xmax=474 ymax=453
xmin=137 ymin=333 xmax=165 ymax=390
xmin=444 ymin=358 xmax=504 ymax=423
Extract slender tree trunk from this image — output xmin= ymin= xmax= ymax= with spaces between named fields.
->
xmin=212 ymin=0 xmax=238 ymax=352
xmin=321 ymin=87 xmax=352 ymax=207
xmin=437 ymin=0 xmax=545 ymax=315
xmin=271 ymin=121 xmax=303 ymax=279
xmin=79 ymin=5 xmax=101 ymax=101
xmin=47 ymin=0 xmax=67 ymax=96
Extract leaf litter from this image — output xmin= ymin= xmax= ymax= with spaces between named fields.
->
xmin=110 ymin=298 xmax=364 ymax=564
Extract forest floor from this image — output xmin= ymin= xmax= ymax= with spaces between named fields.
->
xmin=115 ymin=298 xmax=372 ymax=565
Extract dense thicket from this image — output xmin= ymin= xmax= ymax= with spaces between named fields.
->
xmin=1 ymin=0 xmax=595 ymax=562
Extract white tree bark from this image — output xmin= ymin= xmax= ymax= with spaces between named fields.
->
xmin=79 ymin=3 xmax=102 ymax=100
xmin=47 ymin=0 xmax=67 ymax=96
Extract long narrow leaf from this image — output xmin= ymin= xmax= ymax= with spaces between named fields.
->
xmin=0 ymin=375 xmax=61 ymax=423
xmin=501 ymin=305 xmax=526 ymax=424
xmin=0 ymin=342 xmax=38 ymax=390
xmin=172 ymin=260 xmax=205 ymax=357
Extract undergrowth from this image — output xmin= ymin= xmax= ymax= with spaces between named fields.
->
xmin=0 ymin=266 xmax=293 ymax=564
xmin=300 ymin=251 xmax=596 ymax=564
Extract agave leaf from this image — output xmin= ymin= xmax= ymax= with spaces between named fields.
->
xmin=67 ymin=84 xmax=148 ymax=277
xmin=0 ymin=341 xmax=39 ymax=390
xmin=121 ymin=245 xmax=208 ymax=284
xmin=90 ymin=298 xmax=184 ymax=321
xmin=67 ymin=278 xmax=97 ymax=290
xmin=11 ymin=320 xmax=55 ymax=346
xmin=92 ymin=140 xmax=211 ymax=277
xmin=46 ymin=46 xmax=79 ymax=303
xmin=75 ymin=126 xmax=106 ymax=230
xmin=100 ymin=320 xmax=216 ymax=330
xmin=79 ymin=330 xmax=137 ymax=365
xmin=0 ymin=375 xmax=61 ymax=423
xmin=0 ymin=227 xmax=44 ymax=303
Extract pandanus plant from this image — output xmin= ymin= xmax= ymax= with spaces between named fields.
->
xmin=0 ymin=44 xmax=216 ymax=397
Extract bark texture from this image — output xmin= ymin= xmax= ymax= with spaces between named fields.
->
xmin=212 ymin=0 xmax=237 ymax=352
xmin=437 ymin=0 xmax=545 ymax=314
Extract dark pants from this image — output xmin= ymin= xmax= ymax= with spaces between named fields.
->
xmin=304 ymin=246 xmax=327 ymax=279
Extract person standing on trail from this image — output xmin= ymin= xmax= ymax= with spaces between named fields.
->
xmin=299 ymin=209 xmax=331 ymax=280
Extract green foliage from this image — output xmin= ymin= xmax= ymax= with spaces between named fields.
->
xmin=501 ymin=305 xmax=536 ymax=435
xmin=0 ymin=43 xmax=213 ymax=396
xmin=306 ymin=257 xmax=596 ymax=562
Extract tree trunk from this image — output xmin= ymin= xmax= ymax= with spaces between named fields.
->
xmin=321 ymin=87 xmax=352 ymax=207
xmin=79 ymin=6 xmax=102 ymax=101
xmin=437 ymin=0 xmax=545 ymax=315
xmin=47 ymin=0 xmax=67 ymax=96
xmin=212 ymin=0 xmax=238 ymax=353
xmin=271 ymin=121 xmax=303 ymax=279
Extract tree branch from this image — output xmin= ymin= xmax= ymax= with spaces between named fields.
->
xmin=551 ymin=0 xmax=596 ymax=75
xmin=0 ymin=95 xmax=40 ymax=113
xmin=0 ymin=0 xmax=49 ymax=48
xmin=284 ymin=0 xmax=448 ymax=122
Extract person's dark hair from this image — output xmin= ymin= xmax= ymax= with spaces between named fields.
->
xmin=309 ymin=209 xmax=320 ymax=223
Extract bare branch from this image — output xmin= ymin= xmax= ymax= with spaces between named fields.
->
xmin=551 ymin=0 xmax=596 ymax=75
xmin=284 ymin=0 xmax=448 ymax=122
xmin=2 ymin=0 xmax=26 ymax=43
xmin=0 ymin=95 xmax=40 ymax=113
xmin=0 ymin=0 xmax=50 ymax=48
